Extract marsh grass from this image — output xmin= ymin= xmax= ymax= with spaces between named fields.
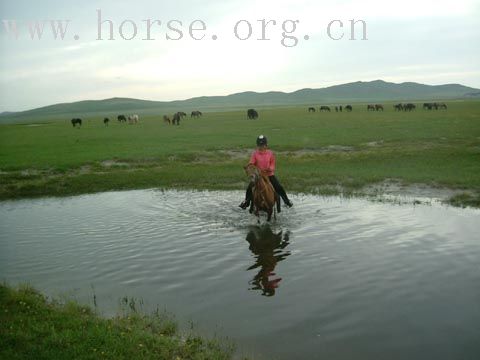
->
xmin=0 ymin=283 xmax=235 ymax=360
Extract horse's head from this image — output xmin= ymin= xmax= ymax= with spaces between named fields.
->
xmin=244 ymin=164 xmax=260 ymax=184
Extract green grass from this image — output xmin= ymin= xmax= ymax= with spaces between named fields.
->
xmin=1 ymin=101 xmax=480 ymax=206
xmin=0 ymin=283 xmax=235 ymax=360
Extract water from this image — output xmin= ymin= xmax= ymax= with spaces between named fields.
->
xmin=1 ymin=190 xmax=479 ymax=360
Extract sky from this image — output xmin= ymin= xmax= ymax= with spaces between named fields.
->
xmin=0 ymin=0 xmax=479 ymax=112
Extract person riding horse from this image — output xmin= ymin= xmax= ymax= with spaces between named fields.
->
xmin=239 ymin=135 xmax=293 ymax=210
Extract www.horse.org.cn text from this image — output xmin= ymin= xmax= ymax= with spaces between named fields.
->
xmin=1 ymin=9 xmax=368 ymax=47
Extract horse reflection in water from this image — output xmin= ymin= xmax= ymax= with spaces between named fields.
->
xmin=245 ymin=226 xmax=291 ymax=296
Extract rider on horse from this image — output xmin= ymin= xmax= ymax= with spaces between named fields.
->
xmin=239 ymin=135 xmax=293 ymax=210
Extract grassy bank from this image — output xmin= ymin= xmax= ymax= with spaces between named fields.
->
xmin=0 ymin=284 xmax=235 ymax=360
xmin=1 ymin=101 xmax=479 ymax=206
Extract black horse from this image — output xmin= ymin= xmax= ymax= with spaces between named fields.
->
xmin=247 ymin=108 xmax=258 ymax=119
xmin=345 ymin=105 xmax=353 ymax=112
xmin=320 ymin=106 xmax=331 ymax=112
xmin=172 ymin=112 xmax=181 ymax=125
xmin=404 ymin=103 xmax=416 ymax=111
xmin=308 ymin=107 xmax=316 ymax=113
xmin=191 ymin=110 xmax=202 ymax=118
xmin=117 ymin=114 xmax=127 ymax=122
xmin=103 ymin=117 xmax=110 ymax=126
xmin=71 ymin=118 xmax=82 ymax=127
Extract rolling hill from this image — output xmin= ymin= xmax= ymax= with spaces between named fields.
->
xmin=1 ymin=80 xmax=478 ymax=123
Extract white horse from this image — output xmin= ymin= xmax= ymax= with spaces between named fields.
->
xmin=128 ymin=114 xmax=139 ymax=124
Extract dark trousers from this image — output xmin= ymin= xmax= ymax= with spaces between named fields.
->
xmin=245 ymin=175 xmax=290 ymax=204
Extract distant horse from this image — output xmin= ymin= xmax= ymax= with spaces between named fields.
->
xmin=103 ymin=117 xmax=110 ymax=126
xmin=191 ymin=110 xmax=202 ymax=118
xmin=71 ymin=118 xmax=82 ymax=127
xmin=308 ymin=107 xmax=316 ymax=113
xmin=335 ymin=106 xmax=338 ymax=112
xmin=394 ymin=104 xmax=403 ymax=111
xmin=163 ymin=115 xmax=171 ymax=125
xmin=128 ymin=114 xmax=139 ymax=124
xmin=339 ymin=105 xmax=343 ymax=112
xmin=367 ymin=104 xmax=376 ymax=111
xmin=423 ymin=103 xmax=433 ymax=110
xmin=178 ymin=111 xmax=187 ymax=118
xmin=375 ymin=104 xmax=384 ymax=111
xmin=404 ymin=103 xmax=416 ymax=111
xmin=172 ymin=112 xmax=181 ymax=125
xmin=345 ymin=105 xmax=353 ymax=112
xmin=437 ymin=102 xmax=447 ymax=110
xmin=244 ymin=164 xmax=278 ymax=222
xmin=247 ymin=109 xmax=259 ymax=119
xmin=117 ymin=115 xmax=127 ymax=122
xmin=319 ymin=106 xmax=331 ymax=112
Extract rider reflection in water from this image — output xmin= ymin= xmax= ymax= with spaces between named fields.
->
xmin=246 ymin=226 xmax=291 ymax=296
xmin=239 ymin=135 xmax=293 ymax=210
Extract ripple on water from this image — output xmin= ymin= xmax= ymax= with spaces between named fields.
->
xmin=1 ymin=189 xmax=480 ymax=360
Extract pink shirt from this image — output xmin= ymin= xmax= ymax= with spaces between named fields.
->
xmin=249 ymin=149 xmax=276 ymax=176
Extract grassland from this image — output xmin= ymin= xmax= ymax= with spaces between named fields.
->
xmin=0 ymin=283 xmax=234 ymax=359
xmin=1 ymin=100 xmax=479 ymax=206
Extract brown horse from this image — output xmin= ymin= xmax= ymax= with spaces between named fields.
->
xmin=244 ymin=164 xmax=277 ymax=221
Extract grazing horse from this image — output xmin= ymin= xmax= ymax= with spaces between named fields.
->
xmin=71 ymin=118 xmax=82 ymax=127
xmin=404 ymin=103 xmax=416 ymax=111
xmin=375 ymin=104 xmax=384 ymax=111
xmin=117 ymin=115 xmax=127 ymax=122
xmin=172 ymin=112 xmax=181 ymax=125
xmin=308 ymin=107 xmax=316 ymax=113
xmin=163 ymin=115 xmax=171 ymax=125
xmin=247 ymin=108 xmax=259 ymax=119
xmin=103 ymin=117 xmax=109 ymax=126
xmin=244 ymin=164 xmax=278 ymax=222
xmin=367 ymin=104 xmax=375 ymax=111
xmin=394 ymin=103 xmax=403 ymax=111
xmin=191 ymin=110 xmax=202 ymax=118
xmin=128 ymin=114 xmax=139 ymax=124
xmin=345 ymin=105 xmax=353 ymax=112
xmin=320 ymin=106 xmax=331 ymax=112
xmin=423 ymin=103 xmax=433 ymax=110
xmin=437 ymin=102 xmax=447 ymax=110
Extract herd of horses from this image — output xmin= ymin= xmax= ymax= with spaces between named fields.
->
xmin=309 ymin=105 xmax=353 ymax=112
xmin=70 ymin=111 xmax=204 ymax=128
xmin=307 ymin=102 xmax=449 ymax=113
xmin=70 ymin=100 xmax=449 ymax=130
xmin=163 ymin=111 xmax=203 ymax=125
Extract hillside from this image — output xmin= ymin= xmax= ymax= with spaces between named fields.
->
xmin=1 ymin=80 xmax=478 ymax=123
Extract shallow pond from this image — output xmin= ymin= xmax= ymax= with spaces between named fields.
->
xmin=1 ymin=190 xmax=479 ymax=359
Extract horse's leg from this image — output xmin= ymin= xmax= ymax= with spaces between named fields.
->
xmin=267 ymin=210 xmax=272 ymax=222
xmin=276 ymin=194 xmax=281 ymax=213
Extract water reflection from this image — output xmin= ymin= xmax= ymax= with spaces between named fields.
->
xmin=245 ymin=226 xmax=291 ymax=296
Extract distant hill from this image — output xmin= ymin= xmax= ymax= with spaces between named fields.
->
xmin=1 ymin=80 xmax=478 ymax=123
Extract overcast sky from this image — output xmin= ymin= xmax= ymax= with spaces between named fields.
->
xmin=0 ymin=0 xmax=479 ymax=112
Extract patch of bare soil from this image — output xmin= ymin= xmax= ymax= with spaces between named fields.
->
xmin=100 ymin=160 xmax=131 ymax=168
xmin=360 ymin=180 xmax=476 ymax=205
xmin=219 ymin=146 xmax=356 ymax=160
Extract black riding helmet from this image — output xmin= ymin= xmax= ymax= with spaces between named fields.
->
xmin=256 ymin=135 xmax=267 ymax=146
